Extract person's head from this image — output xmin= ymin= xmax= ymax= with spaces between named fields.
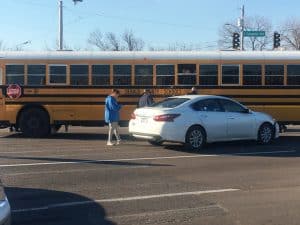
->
xmin=111 ymin=89 xmax=120 ymax=98
xmin=191 ymin=87 xmax=196 ymax=92
xmin=143 ymin=89 xmax=150 ymax=94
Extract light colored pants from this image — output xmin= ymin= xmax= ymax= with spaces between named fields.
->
xmin=108 ymin=122 xmax=121 ymax=143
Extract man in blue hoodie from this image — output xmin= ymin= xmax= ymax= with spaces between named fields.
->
xmin=105 ymin=89 xmax=122 ymax=146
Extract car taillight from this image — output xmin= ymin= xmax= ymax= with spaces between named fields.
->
xmin=131 ymin=113 xmax=136 ymax=120
xmin=153 ymin=114 xmax=181 ymax=122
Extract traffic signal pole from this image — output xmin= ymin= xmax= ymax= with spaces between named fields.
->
xmin=58 ymin=0 xmax=63 ymax=51
xmin=239 ymin=5 xmax=245 ymax=51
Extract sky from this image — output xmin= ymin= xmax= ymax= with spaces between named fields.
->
xmin=0 ymin=0 xmax=299 ymax=50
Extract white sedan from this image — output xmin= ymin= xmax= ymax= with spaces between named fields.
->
xmin=129 ymin=95 xmax=280 ymax=151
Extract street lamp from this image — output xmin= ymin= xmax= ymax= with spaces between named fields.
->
xmin=73 ymin=0 xmax=83 ymax=4
xmin=15 ymin=41 xmax=31 ymax=50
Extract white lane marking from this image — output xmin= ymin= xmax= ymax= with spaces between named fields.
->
xmin=230 ymin=150 xmax=296 ymax=156
xmin=12 ymin=188 xmax=239 ymax=213
xmin=0 ymin=154 xmax=216 ymax=168
xmin=0 ymin=150 xmax=296 ymax=168
xmin=3 ymin=166 xmax=150 ymax=176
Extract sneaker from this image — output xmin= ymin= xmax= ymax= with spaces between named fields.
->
xmin=107 ymin=142 xmax=114 ymax=146
xmin=116 ymin=140 xmax=121 ymax=145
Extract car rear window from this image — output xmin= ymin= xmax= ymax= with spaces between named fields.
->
xmin=151 ymin=98 xmax=189 ymax=108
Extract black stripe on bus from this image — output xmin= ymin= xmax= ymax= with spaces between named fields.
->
xmin=4 ymin=101 xmax=138 ymax=106
xmin=2 ymin=85 xmax=300 ymax=90
xmin=19 ymin=94 xmax=300 ymax=99
xmin=4 ymin=101 xmax=300 ymax=106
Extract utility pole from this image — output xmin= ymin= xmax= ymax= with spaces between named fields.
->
xmin=58 ymin=0 xmax=63 ymax=51
xmin=238 ymin=5 xmax=245 ymax=51
xmin=58 ymin=0 xmax=83 ymax=51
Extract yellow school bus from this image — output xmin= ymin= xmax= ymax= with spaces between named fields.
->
xmin=0 ymin=51 xmax=299 ymax=137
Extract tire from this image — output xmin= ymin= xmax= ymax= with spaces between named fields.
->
xmin=257 ymin=123 xmax=273 ymax=145
xmin=148 ymin=140 xmax=163 ymax=146
xmin=19 ymin=108 xmax=50 ymax=138
xmin=185 ymin=126 xmax=206 ymax=151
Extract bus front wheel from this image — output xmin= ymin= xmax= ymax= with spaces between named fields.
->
xmin=19 ymin=108 xmax=50 ymax=138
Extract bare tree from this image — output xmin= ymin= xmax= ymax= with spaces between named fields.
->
xmin=280 ymin=18 xmax=300 ymax=50
xmin=106 ymin=32 xmax=122 ymax=51
xmin=247 ymin=16 xmax=272 ymax=51
xmin=0 ymin=41 xmax=7 ymax=51
xmin=219 ymin=16 xmax=272 ymax=51
xmin=87 ymin=29 xmax=109 ymax=50
xmin=122 ymin=30 xmax=144 ymax=51
xmin=149 ymin=42 xmax=203 ymax=51
xmin=88 ymin=29 xmax=144 ymax=51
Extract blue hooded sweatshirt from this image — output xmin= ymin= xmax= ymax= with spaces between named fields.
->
xmin=105 ymin=95 xmax=122 ymax=123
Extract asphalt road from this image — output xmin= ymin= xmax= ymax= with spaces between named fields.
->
xmin=1 ymin=126 xmax=300 ymax=225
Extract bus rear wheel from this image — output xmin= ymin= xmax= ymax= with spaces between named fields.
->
xmin=19 ymin=108 xmax=50 ymax=138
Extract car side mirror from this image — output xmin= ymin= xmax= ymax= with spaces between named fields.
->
xmin=243 ymin=108 xmax=251 ymax=114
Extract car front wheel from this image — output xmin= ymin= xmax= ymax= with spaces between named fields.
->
xmin=185 ymin=126 xmax=206 ymax=151
xmin=258 ymin=123 xmax=273 ymax=145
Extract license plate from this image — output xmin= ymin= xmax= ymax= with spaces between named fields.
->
xmin=140 ymin=118 xmax=148 ymax=124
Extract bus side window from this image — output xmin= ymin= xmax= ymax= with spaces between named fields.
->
xmin=287 ymin=65 xmax=300 ymax=85
xmin=156 ymin=65 xmax=174 ymax=86
xmin=265 ymin=65 xmax=284 ymax=86
xmin=92 ymin=65 xmax=110 ymax=86
xmin=49 ymin=65 xmax=67 ymax=84
xmin=199 ymin=65 xmax=218 ymax=86
xmin=113 ymin=65 xmax=131 ymax=86
xmin=5 ymin=65 xmax=24 ymax=85
xmin=70 ymin=65 xmax=89 ymax=85
xmin=135 ymin=65 xmax=153 ymax=86
xmin=243 ymin=65 xmax=262 ymax=86
xmin=28 ymin=65 xmax=46 ymax=86
xmin=178 ymin=64 xmax=196 ymax=85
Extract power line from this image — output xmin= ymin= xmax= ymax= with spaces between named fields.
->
xmin=64 ymin=6 xmax=215 ymax=30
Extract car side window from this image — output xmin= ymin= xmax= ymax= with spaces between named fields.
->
xmin=219 ymin=99 xmax=246 ymax=113
xmin=192 ymin=99 xmax=223 ymax=112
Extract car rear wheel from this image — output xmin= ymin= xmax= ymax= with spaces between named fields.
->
xmin=185 ymin=126 xmax=206 ymax=151
xmin=148 ymin=140 xmax=163 ymax=146
xmin=19 ymin=108 xmax=50 ymax=138
xmin=258 ymin=123 xmax=273 ymax=145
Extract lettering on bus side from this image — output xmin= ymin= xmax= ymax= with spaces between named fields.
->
xmin=124 ymin=88 xmax=182 ymax=96
xmin=124 ymin=89 xmax=141 ymax=95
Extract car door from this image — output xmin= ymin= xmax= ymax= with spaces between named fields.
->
xmin=192 ymin=99 xmax=228 ymax=142
xmin=218 ymin=99 xmax=256 ymax=140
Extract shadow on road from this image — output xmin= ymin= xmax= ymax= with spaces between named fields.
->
xmin=2 ymin=132 xmax=135 ymax=141
xmin=5 ymin=186 xmax=116 ymax=225
xmin=162 ymin=136 xmax=300 ymax=158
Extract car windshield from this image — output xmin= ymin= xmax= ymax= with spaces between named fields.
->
xmin=151 ymin=98 xmax=190 ymax=108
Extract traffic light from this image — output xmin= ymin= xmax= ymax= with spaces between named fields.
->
xmin=274 ymin=32 xmax=281 ymax=49
xmin=232 ymin=32 xmax=240 ymax=49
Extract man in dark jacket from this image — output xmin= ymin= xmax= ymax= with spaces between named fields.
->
xmin=105 ymin=89 xmax=122 ymax=146
xmin=138 ymin=89 xmax=154 ymax=108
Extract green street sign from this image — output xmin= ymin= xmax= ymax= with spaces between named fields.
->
xmin=244 ymin=31 xmax=266 ymax=37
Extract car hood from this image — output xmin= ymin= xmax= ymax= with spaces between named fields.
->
xmin=252 ymin=111 xmax=275 ymax=122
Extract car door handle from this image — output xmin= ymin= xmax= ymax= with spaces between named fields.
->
xmin=228 ymin=117 xmax=235 ymax=120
